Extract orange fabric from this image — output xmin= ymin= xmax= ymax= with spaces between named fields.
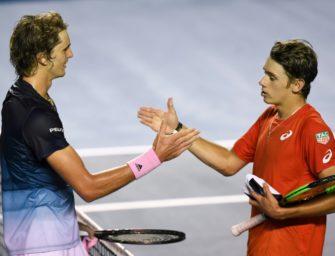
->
xmin=233 ymin=104 xmax=335 ymax=256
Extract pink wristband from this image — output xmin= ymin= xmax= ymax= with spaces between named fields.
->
xmin=82 ymin=236 xmax=98 ymax=252
xmin=127 ymin=148 xmax=161 ymax=179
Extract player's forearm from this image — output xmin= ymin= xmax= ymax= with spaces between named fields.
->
xmin=48 ymin=146 xmax=136 ymax=202
xmin=188 ymin=137 xmax=238 ymax=176
xmin=81 ymin=165 xmax=135 ymax=202
xmin=274 ymin=194 xmax=335 ymax=220
xmin=81 ymin=149 xmax=162 ymax=201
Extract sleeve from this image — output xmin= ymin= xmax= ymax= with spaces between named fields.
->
xmin=233 ymin=107 xmax=273 ymax=163
xmin=302 ymin=117 xmax=335 ymax=176
xmin=233 ymin=119 xmax=260 ymax=163
xmin=23 ymin=108 xmax=69 ymax=160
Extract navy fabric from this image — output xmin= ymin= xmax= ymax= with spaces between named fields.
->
xmin=0 ymin=79 xmax=80 ymax=254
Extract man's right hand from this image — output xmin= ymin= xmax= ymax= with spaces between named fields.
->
xmin=153 ymin=118 xmax=199 ymax=162
xmin=138 ymin=97 xmax=179 ymax=133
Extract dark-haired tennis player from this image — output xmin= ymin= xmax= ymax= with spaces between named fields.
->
xmin=0 ymin=11 xmax=199 ymax=255
xmin=138 ymin=39 xmax=335 ymax=255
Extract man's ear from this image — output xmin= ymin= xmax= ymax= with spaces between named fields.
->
xmin=292 ymin=79 xmax=305 ymax=94
xmin=36 ymin=52 xmax=48 ymax=66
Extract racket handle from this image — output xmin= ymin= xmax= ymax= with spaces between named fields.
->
xmin=231 ymin=214 xmax=267 ymax=237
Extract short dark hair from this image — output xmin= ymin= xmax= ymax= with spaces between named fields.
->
xmin=270 ymin=39 xmax=318 ymax=99
xmin=10 ymin=11 xmax=68 ymax=77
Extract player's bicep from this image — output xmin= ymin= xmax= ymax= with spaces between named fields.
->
xmin=47 ymin=145 xmax=92 ymax=194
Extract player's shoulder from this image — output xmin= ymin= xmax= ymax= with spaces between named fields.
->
xmin=300 ymin=104 xmax=329 ymax=128
xmin=2 ymin=94 xmax=25 ymax=112
xmin=299 ymin=104 xmax=333 ymax=137
xmin=3 ymin=88 xmax=41 ymax=118
xmin=1 ymin=95 xmax=32 ymax=129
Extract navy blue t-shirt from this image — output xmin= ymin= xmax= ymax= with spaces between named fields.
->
xmin=0 ymin=79 xmax=80 ymax=254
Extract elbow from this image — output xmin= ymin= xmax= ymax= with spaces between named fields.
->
xmin=208 ymin=158 xmax=240 ymax=177
xmin=83 ymin=197 xmax=95 ymax=203
xmin=219 ymin=170 xmax=235 ymax=177
xmin=78 ymin=190 xmax=97 ymax=203
xmin=216 ymin=166 xmax=238 ymax=177
xmin=74 ymin=179 xmax=98 ymax=202
xmin=81 ymin=193 xmax=95 ymax=203
xmin=219 ymin=161 xmax=241 ymax=177
xmin=221 ymin=172 xmax=234 ymax=177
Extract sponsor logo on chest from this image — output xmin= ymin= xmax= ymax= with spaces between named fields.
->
xmin=280 ymin=130 xmax=293 ymax=141
xmin=49 ymin=127 xmax=64 ymax=133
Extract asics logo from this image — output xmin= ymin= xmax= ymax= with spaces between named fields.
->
xmin=280 ymin=130 xmax=293 ymax=141
xmin=323 ymin=149 xmax=332 ymax=164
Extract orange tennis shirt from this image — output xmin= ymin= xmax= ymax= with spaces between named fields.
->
xmin=233 ymin=104 xmax=335 ymax=256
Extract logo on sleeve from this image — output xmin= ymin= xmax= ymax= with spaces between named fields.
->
xmin=315 ymin=131 xmax=330 ymax=145
xmin=280 ymin=130 xmax=293 ymax=141
xmin=323 ymin=149 xmax=332 ymax=164
xmin=49 ymin=127 xmax=64 ymax=133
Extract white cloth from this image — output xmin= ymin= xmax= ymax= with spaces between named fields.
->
xmin=244 ymin=174 xmax=281 ymax=196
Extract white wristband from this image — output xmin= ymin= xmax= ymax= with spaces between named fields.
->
xmin=127 ymin=148 xmax=161 ymax=179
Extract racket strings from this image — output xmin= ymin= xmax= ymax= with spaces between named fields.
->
xmin=106 ymin=233 xmax=181 ymax=244
xmin=96 ymin=229 xmax=186 ymax=244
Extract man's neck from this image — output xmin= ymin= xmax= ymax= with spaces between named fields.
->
xmin=276 ymin=99 xmax=306 ymax=120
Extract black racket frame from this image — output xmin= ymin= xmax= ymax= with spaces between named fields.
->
xmin=94 ymin=229 xmax=186 ymax=245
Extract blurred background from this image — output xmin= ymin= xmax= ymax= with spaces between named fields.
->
xmin=1 ymin=0 xmax=335 ymax=149
xmin=0 ymin=0 xmax=334 ymax=255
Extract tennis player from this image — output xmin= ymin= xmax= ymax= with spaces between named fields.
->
xmin=0 ymin=11 xmax=199 ymax=255
xmin=138 ymin=39 xmax=335 ymax=255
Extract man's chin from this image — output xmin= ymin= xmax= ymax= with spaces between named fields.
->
xmin=53 ymin=73 xmax=66 ymax=80
xmin=262 ymin=97 xmax=272 ymax=105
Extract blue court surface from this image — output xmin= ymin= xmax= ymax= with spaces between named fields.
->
xmin=0 ymin=0 xmax=335 ymax=255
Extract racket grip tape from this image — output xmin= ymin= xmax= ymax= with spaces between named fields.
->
xmin=231 ymin=214 xmax=267 ymax=237
xmin=127 ymin=148 xmax=161 ymax=179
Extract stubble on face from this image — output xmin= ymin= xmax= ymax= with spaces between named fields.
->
xmin=48 ymin=30 xmax=72 ymax=79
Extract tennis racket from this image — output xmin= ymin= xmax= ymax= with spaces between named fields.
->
xmin=94 ymin=229 xmax=186 ymax=244
xmin=231 ymin=175 xmax=335 ymax=237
